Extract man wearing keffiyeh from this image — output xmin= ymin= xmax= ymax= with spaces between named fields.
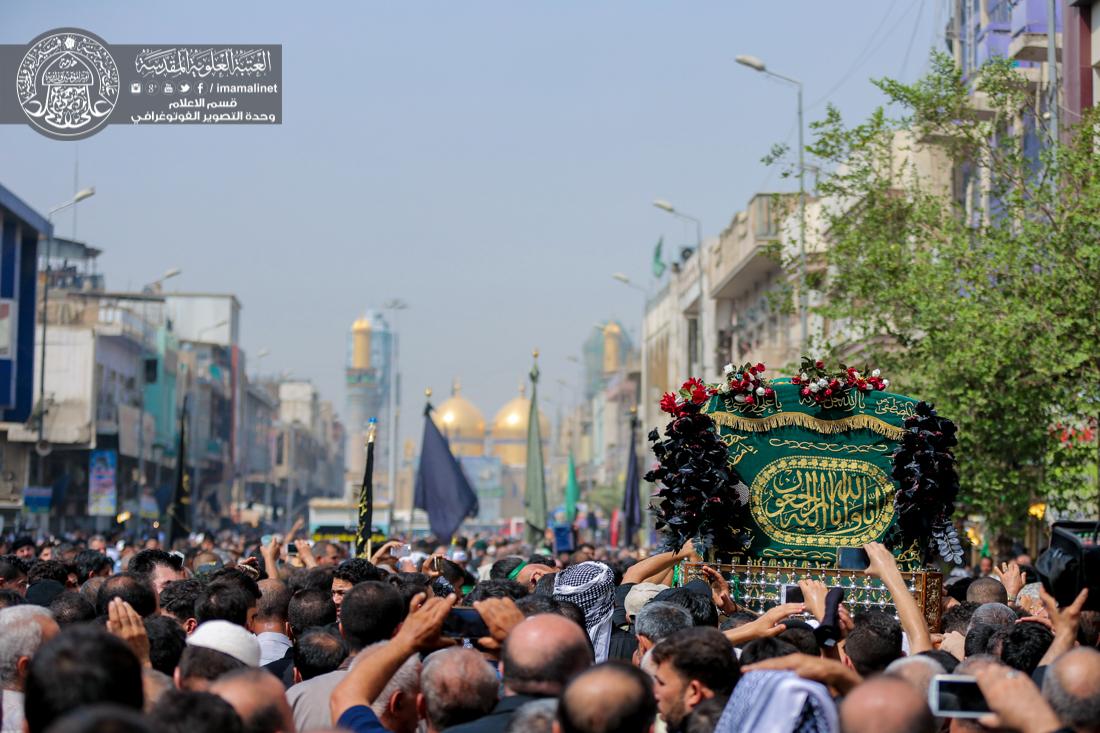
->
xmin=551 ymin=561 xmax=616 ymax=663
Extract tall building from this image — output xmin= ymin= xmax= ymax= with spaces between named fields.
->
xmin=344 ymin=311 xmax=394 ymax=499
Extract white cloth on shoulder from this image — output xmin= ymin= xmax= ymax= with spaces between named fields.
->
xmin=715 ymin=670 xmax=838 ymax=733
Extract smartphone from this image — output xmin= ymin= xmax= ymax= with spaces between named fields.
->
xmin=837 ymin=547 xmax=871 ymax=570
xmin=929 ymin=675 xmax=991 ymax=718
xmin=782 ymin=585 xmax=804 ymax=604
xmin=390 ymin=544 xmax=411 ymax=559
xmin=287 ymin=542 xmax=299 ymax=556
xmin=442 ymin=607 xmax=491 ymax=639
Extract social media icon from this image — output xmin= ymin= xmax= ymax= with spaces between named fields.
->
xmin=163 ymin=83 xmax=174 ymax=94
xmin=130 ymin=82 xmax=142 ymax=94
xmin=179 ymin=83 xmax=191 ymax=93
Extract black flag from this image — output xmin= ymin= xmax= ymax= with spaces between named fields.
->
xmin=166 ymin=396 xmax=191 ymax=549
xmin=355 ymin=419 xmax=377 ymax=558
xmin=414 ymin=401 xmax=478 ymax=543
xmin=622 ymin=411 xmax=642 ymax=547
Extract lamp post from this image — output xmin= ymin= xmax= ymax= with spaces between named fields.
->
xmin=736 ymin=54 xmax=808 ymax=352
xmin=36 ymin=187 xmax=95 ymax=486
xmin=253 ymin=348 xmax=270 ymax=378
xmin=381 ymin=298 xmax=408 ymax=532
xmin=652 ymin=199 xmax=710 ymax=381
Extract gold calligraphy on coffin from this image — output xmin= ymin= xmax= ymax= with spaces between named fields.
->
xmin=750 ymin=456 xmax=895 ymax=547
xmin=720 ymin=433 xmax=758 ymax=466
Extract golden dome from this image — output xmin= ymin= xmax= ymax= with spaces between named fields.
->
xmin=491 ymin=383 xmax=550 ymax=466
xmin=352 ymin=317 xmax=372 ymax=332
xmin=431 ymin=379 xmax=486 ymax=457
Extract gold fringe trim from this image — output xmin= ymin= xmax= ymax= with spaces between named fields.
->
xmin=710 ymin=410 xmax=906 ymax=440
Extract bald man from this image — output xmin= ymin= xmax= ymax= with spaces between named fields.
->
xmin=447 ymin=614 xmax=594 ymax=733
xmin=418 ymin=647 xmax=499 ymax=733
xmin=211 ymin=667 xmax=297 ymax=733
xmin=555 ymin=663 xmax=656 ymax=733
xmin=1043 ymin=647 xmax=1100 ymax=733
xmin=839 ymin=676 xmax=936 ymax=733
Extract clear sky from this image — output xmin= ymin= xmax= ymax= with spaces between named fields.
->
xmin=0 ymin=1 xmax=945 ymax=447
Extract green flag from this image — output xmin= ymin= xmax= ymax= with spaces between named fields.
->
xmin=524 ymin=356 xmax=547 ymax=545
xmin=652 ymin=236 xmax=667 ymax=278
xmin=564 ymin=450 xmax=579 ymax=522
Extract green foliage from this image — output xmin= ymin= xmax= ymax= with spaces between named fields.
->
xmin=796 ymin=52 xmax=1100 ymax=535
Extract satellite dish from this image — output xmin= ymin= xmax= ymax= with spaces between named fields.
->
xmin=35 ymin=440 xmax=52 ymax=457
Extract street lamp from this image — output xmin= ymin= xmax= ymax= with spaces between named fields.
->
xmin=736 ymin=53 xmax=808 ymax=352
xmin=36 ymin=187 xmax=96 ymax=484
xmin=651 ymin=200 xmax=702 ymax=249
xmin=146 ymin=268 xmax=182 ymax=292
xmin=198 ymin=319 xmax=228 ymax=341
xmin=382 ymin=298 xmax=408 ymax=532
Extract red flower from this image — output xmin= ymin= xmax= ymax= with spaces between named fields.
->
xmin=745 ymin=395 xmax=755 ymax=405
xmin=824 ymin=388 xmax=833 ymax=397
xmin=764 ymin=388 xmax=774 ymax=397
xmin=755 ymin=362 xmax=765 ymax=373
xmin=683 ymin=377 xmax=706 ymax=393
xmin=815 ymin=360 xmax=825 ymax=369
xmin=659 ymin=392 xmax=679 ymax=414
xmin=792 ymin=376 xmax=801 ymax=385
xmin=801 ymin=388 xmax=810 ymax=397
xmin=691 ymin=386 xmax=708 ymax=403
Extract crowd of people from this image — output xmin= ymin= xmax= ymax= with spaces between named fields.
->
xmin=0 ymin=527 xmax=1096 ymax=733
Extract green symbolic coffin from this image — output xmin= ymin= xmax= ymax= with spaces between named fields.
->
xmin=704 ymin=379 xmax=922 ymax=567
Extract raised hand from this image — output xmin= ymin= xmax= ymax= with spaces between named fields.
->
xmin=724 ymin=602 xmax=805 ymax=646
xmin=863 ymin=542 xmax=900 ymax=581
xmin=743 ymin=653 xmax=861 ymax=695
xmin=472 ymin=597 xmax=525 ymax=652
xmin=994 ymin=561 xmax=1025 ymax=599
xmin=701 ymin=565 xmax=737 ymax=614
xmin=798 ymin=578 xmax=829 ymax=622
xmin=974 ymin=664 xmax=1062 ymax=733
xmin=395 ymin=592 xmax=457 ymax=652
xmin=107 ymin=598 xmax=150 ymax=668
xmin=294 ymin=539 xmax=318 ymax=568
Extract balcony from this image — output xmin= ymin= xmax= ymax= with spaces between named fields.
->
xmin=709 ymin=194 xmax=794 ymax=301
xmin=1009 ymin=32 xmax=1061 ymax=63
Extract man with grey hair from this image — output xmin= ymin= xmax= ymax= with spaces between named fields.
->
xmin=1016 ymin=582 xmax=1045 ymax=617
xmin=365 ymin=641 xmax=421 ymax=733
xmin=0 ymin=605 xmax=59 ymax=733
xmin=504 ymin=699 xmax=556 ymax=733
xmin=417 ymin=647 xmax=498 ymax=733
xmin=967 ymin=602 xmax=1017 ymax=632
xmin=633 ymin=601 xmax=692 ymax=663
xmin=1042 ymin=646 xmax=1100 ymax=733
xmin=885 ymin=655 xmax=945 ymax=696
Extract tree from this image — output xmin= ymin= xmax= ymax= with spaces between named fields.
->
xmin=797 ymin=53 xmax=1099 ymax=536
